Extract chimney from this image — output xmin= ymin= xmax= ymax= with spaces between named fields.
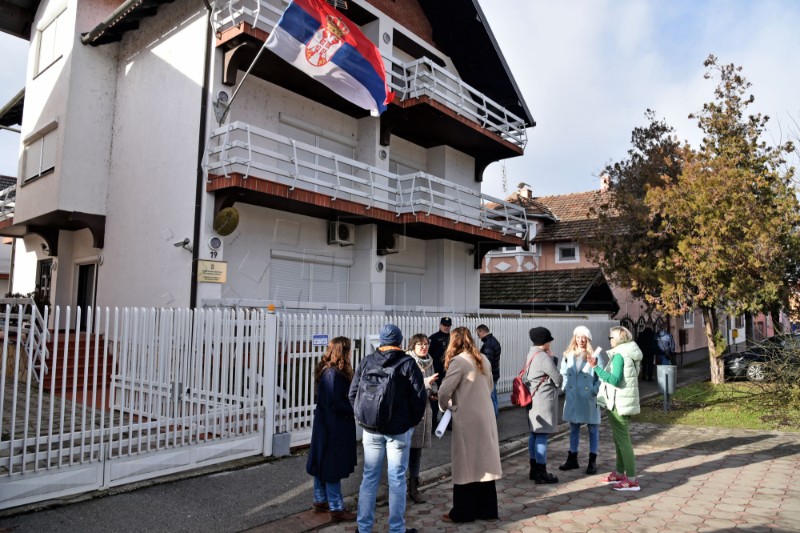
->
xmin=517 ymin=182 xmax=533 ymax=199
xmin=600 ymin=173 xmax=611 ymax=192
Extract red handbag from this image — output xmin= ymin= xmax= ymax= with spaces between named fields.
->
xmin=511 ymin=355 xmax=534 ymax=407
xmin=511 ymin=353 xmax=548 ymax=407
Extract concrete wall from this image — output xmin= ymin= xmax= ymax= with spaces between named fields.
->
xmin=96 ymin=0 xmax=208 ymax=308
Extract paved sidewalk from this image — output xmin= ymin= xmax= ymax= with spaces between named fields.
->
xmin=312 ymin=423 xmax=800 ymax=532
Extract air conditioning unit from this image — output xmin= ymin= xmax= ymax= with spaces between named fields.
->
xmin=378 ymin=233 xmax=401 ymax=255
xmin=328 ymin=221 xmax=355 ymax=246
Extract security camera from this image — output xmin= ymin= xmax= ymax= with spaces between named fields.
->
xmin=174 ymin=238 xmax=190 ymax=248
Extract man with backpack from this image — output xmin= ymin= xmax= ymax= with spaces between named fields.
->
xmin=349 ymin=323 xmax=427 ymax=533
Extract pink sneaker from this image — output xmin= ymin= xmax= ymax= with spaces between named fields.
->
xmin=612 ymin=476 xmax=640 ymax=491
xmin=601 ymin=471 xmax=622 ymax=484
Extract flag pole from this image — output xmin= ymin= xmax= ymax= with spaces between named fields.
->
xmin=216 ymin=44 xmax=269 ymax=125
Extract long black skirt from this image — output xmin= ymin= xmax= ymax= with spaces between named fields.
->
xmin=447 ymin=480 xmax=498 ymax=522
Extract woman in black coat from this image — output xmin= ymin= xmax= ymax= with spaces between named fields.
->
xmin=306 ymin=337 xmax=357 ymax=522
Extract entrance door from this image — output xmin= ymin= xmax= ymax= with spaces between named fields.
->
xmin=35 ymin=259 xmax=53 ymax=306
xmin=76 ymin=263 xmax=96 ymax=330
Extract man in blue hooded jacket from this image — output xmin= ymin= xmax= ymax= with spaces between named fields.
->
xmin=349 ymin=323 xmax=426 ymax=533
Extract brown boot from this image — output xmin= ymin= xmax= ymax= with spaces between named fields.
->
xmin=408 ymin=476 xmax=423 ymax=503
xmin=329 ymin=509 xmax=357 ymax=522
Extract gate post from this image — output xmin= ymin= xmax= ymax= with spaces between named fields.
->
xmin=262 ymin=310 xmax=278 ymax=456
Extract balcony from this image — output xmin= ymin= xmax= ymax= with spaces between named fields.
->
xmin=0 ymin=184 xmax=16 ymax=229
xmin=211 ymin=1 xmax=527 ymax=162
xmin=206 ymin=121 xmax=527 ymax=260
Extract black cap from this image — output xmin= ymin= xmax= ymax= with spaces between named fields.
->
xmin=529 ymin=327 xmax=554 ymax=346
xmin=440 ymin=317 xmax=452 ymax=326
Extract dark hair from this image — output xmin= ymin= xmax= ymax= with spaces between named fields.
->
xmin=444 ymin=327 xmax=485 ymax=374
xmin=315 ymin=336 xmax=353 ymax=384
xmin=406 ymin=333 xmax=429 ymax=352
xmin=476 ymin=324 xmax=489 ymax=334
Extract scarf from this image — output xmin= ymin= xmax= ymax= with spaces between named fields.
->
xmin=408 ymin=350 xmax=433 ymax=372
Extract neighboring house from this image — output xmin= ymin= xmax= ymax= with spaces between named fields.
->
xmin=482 ymin=182 xmax=713 ymax=353
xmin=0 ymin=0 xmax=534 ymax=316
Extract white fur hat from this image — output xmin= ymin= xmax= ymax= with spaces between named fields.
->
xmin=573 ymin=326 xmax=592 ymax=341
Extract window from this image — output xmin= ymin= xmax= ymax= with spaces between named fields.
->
xmin=683 ymin=310 xmax=695 ymax=328
xmin=268 ymin=257 xmax=349 ymax=304
xmin=734 ymin=315 xmax=745 ymax=329
xmin=24 ymin=128 xmax=58 ymax=182
xmin=555 ymin=243 xmax=579 ymax=263
xmin=36 ymin=10 xmax=65 ymax=75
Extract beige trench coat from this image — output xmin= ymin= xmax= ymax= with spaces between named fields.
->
xmin=438 ymin=352 xmax=502 ymax=485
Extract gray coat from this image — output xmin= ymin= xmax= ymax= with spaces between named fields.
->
xmin=408 ymin=351 xmax=435 ymax=449
xmin=524 ymin=346 xmax=563 ymax=433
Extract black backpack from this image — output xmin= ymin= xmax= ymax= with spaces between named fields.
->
xmin=353 ymin=354 xmax=406 ymax=433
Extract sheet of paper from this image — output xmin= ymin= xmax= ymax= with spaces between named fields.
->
xmin=435 ymin=409 xmax=452 ymax=438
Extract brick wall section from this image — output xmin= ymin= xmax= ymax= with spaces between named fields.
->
xmin=366 ymin=0 xmax=437 ymax=48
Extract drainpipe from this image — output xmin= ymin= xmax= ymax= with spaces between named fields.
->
xmin=81 ymin=0 xmax=146 ymax=45
xmin=190 ymin=0 xmax=214 ymax=309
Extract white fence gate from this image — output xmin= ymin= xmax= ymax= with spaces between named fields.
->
xmin=0 ymin=305 xmax=277 ymax=510
xmin=2 ymin=303 xmax=617 ymax=510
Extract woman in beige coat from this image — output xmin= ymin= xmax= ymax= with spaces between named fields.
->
xmin=438 ymin=327 xmax=501 ymax=523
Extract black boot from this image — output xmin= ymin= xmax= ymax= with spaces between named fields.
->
xmin=408 ymin=476 xmax=423 ymax=503
xmin=536 ymin=463 xmax=558 ymax=484
xmin=559 ymin=451 xmax=580 ymax=471
xmin=529 ymin=458 xmax=537 ymax=481
xmin=586 ymin=453 xmax=598 ymax=475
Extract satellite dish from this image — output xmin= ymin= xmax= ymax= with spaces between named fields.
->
xmin=213 ymin=207 xmax=240 ymax=236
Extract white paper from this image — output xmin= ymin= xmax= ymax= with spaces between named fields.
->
xmin=435 ymin=409 xmax=452 ymax=438
xmin=584 ymin=347 xmax=604 ymax=374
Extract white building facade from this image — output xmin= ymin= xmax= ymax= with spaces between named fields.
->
xmin=1 ymin=0 xmax=534 ymax=314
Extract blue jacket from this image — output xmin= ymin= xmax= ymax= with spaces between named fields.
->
xmin=348 ymin=347 xmax=427 ymax=435
xmin=560 ymin=351 xmax=603 ymax=425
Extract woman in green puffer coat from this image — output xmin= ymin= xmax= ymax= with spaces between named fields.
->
xmin=588 ymin=326 xmax=642 ymax=492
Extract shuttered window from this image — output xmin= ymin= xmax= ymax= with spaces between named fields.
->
xmin=385 ymin=271 xmax=422 ymax=307
xmin=269 ymin=257 xmax=349 ymax=304
xmin=24 ymin=128 xmax=57 ymax=182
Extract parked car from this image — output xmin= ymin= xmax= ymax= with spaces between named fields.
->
xmin=722 ymin=333 xmax=800 ymax=382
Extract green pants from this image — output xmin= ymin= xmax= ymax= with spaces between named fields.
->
xmin=608 ymin=407 xmax=636 ymax=478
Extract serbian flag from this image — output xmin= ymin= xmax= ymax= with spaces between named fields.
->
xmin=265 ymin=0 xmax=394 ymax=116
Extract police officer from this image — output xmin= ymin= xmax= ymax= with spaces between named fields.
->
xmin=428 ymin=317 xmax=451 ymax=427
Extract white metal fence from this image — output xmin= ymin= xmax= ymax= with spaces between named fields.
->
xmin=1 ymin=303 xmax=616 ymax=509
xmin=1 ymin=305 xmax=276 ymax=510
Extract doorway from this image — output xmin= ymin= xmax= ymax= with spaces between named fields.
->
xmin=76 ymin=263 xmax=97 ymax=330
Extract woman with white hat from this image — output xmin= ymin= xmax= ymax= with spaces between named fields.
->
xmin=558 ymin=325 xmax=603 ymax=475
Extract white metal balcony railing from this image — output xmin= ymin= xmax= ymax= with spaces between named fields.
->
xmin=210 ymin=0 xmax=528 ymax=149
xmin=0 ymin=185 xmax=16 ymax=222
xmin=206 ymin=121 xmax=528 ymax=237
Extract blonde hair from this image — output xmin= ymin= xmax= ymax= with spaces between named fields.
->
xmin=609 ymin=326 xmax=633 ymax=347
xmin=444 ymin=327 xmax=486 ymax=374
xmin=563 ymin=332 xmax=595 ymax=356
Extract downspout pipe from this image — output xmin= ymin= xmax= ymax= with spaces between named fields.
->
xmin=190 ymin=0 xmax=214 ymax=309
xmin=81 ymin=0 xmax=146 ymax=45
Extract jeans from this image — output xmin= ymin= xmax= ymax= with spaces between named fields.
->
xmin=657 ymin=353 xmax=672 ymax=365
xmin=528 ymin=432 xmax=549 ymax=464
xmin=313 ymin=476 xmax=344 ymax=511
xmin=569 ymin=422 xmax=599 ymax=454
xmin=357 ymin=428 xmax=412 ymax=533
xmin=490 ymin=380 xmax=499 ymax=418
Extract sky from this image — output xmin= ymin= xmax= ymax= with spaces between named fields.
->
xmin=1 ymin=0 xmax=800 ymax=199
